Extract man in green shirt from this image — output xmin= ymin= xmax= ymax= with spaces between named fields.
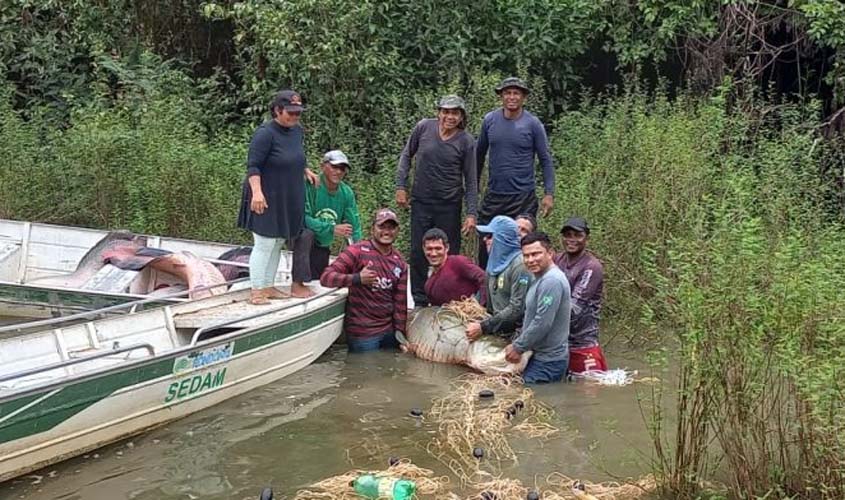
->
xmin=291 ymin=150 xmax=363 ymax=295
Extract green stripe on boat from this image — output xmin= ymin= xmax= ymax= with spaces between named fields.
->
xmin=0 ymin=301 xmax=345 ymax=444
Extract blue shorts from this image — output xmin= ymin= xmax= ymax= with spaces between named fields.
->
xmin=347 ymin=331 xmax=400 ymax=353
xmin=522 ymin=356 xmax=569 ymax=384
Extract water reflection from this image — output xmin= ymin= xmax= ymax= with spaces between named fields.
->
xmin=1 ymin=345 xmax=656 ymax=500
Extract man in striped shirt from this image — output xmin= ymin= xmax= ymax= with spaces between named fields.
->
xmin=320 ymin=208 xmax=409 ymax=352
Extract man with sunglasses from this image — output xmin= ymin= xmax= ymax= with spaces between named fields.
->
xmin=291 ymin=150 xmax=363 ymax=295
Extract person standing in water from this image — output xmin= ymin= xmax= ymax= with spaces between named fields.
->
xmin=515 ymin=213 xmax=537 ymax=239
xmin=321 ymin=208 xmax=408 ymax=352
xmin=238 ymin=90 xmax=316 ymax=304
xmin=396 ymin=95 xmax=478 ymax=306
xmin=422 ymin=228 xmax=486 ymax=306
xmin=506 ymin=232 xmax=571 ymax=384
xmin=554 ymin=217 xmax=607 ymax=373
xmin=466 ymin=216 xmax=532 ymax=340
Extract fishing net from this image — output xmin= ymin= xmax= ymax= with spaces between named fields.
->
xmin=440 ymin=298 xmax=489 ymax=324
xmin=292 ymin=459 xmax=451 ymax=500
xmin=464 ymin=473 xmax=658 ymax=499
xmin=295 ymin=373 xmax=660 ymax=499
xmin=425 ymin=374 xmax=557 ymax=483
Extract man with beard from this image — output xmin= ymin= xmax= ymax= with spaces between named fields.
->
xmin=475 ymin=77 xmax=555 ymax=268
xmin=321 ymin=208 xmax=408 ymax=352
xmin=396 ymin=95 xmax=478 ymax=306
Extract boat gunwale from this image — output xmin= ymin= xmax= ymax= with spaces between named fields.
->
xmin=0 ymin=292 xmax=346 ymax=403
xmin=0 ymin=281 xmax=155 ymax=300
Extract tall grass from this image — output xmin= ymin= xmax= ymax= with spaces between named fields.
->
xmin=549 ymin=87 xmax=845 ymax=497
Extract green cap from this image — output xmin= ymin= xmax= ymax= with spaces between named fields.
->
xmin=495 ymin=77 xmax=529 ymax=95
xmin=437 ymin=95 xmax=466 ymax=111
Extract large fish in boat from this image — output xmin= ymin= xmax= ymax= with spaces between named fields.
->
xmin=30 ymin=232 xmax=227 ymax=299
xmin=29 ymin=231 xmax=147 ymax=288
xmin=400 ymin=307 xmax=531 ymax=376
xmin=129 ymin=248 xmax=228 ymax=299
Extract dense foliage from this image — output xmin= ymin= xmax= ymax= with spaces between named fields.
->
xmin=1 ymin=1 xmax=845 ymax=498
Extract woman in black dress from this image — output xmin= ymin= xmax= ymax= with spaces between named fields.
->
xmin=237 ymin=90 xmax=314 ymax=304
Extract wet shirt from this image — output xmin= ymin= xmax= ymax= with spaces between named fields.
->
xmin=237 ymin=121 xmax=306 ymax=239
xmin=424 ymin=255 xmax=486 ymax=306
xmin=513 ymin=265 xmax=571 ymax=362
xmin=475 ymin=109 xmax=555 ymax=195
xmin=304 ymin=174 xmax=363 ymax=248
xmin=320 ymin=241 xmax=408 ymax=339
xmin=555 ymin=252 xmax=604 ymax=348
xmin=396 ymin=119 xmax=478 ymax=214
xmin=480 ymin=255 xmax=533 ymax=336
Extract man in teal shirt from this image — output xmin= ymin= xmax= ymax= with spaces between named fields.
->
xmin=291 ymin=150 xmax=363 ymax=294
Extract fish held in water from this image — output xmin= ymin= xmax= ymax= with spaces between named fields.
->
xmin=400 ymin=306 xmax=530 ymax=376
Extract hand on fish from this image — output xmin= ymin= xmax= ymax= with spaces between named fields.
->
xmin=250 ymin=191 xmax=268 ymax=214
xmin=465 ymin=322 xmax=483 ymax=341
xmin=504 ymin=344 xmax=522 ymax=364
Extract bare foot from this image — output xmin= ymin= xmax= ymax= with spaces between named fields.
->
xmin=248 ymin=289 xmax=270 ymax=305
xmin=263 ymin=287 xmax=290 ymax=300
xmin=291 ymin=282 xmax=316 ymax=298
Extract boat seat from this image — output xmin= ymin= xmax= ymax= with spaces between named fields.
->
xmin=80 ymin=264 xmax=140 ymax=293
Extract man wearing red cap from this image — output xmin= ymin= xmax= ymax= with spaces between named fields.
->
xmin=321 ymin=208 xmax=408 ymax=352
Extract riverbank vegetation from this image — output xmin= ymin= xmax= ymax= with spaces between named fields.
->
xmin=1 ymin=1 xmax=845 ymax=497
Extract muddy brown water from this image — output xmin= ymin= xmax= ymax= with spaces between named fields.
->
xmin=0 ymin=319 xmax=659 ymax=500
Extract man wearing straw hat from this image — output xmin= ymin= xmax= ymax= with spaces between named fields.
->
xmin=475 ymin=77 xmax=555 ymax=269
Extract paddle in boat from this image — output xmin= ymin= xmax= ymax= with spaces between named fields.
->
xmin=0 ymin=281 xmax=347 ymax=482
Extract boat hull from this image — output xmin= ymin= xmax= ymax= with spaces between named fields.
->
xmin=0 ymin=300 xmax=344 ymax=482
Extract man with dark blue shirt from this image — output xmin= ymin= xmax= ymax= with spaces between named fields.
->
xmin=476 ymin=77 xmax=555 ymax=268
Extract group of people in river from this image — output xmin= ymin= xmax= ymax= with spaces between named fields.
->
xmin=237 ymin=78 xmax=605 ymax=384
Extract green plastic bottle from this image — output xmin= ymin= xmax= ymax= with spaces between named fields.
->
xmin=351 ymin=474 xmax=416 ymax=499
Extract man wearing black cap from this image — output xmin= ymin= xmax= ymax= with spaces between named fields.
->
xmin=396 ymin=94 xmax=478 ymax=306
xmin=555 ymin=216 xmax=607 ymax=373
xmin=475 ymin=77 xmax=555 ymax=269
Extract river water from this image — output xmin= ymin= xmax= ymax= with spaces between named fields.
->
xmin=0 ymin=334 xmax=659 ymax=500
